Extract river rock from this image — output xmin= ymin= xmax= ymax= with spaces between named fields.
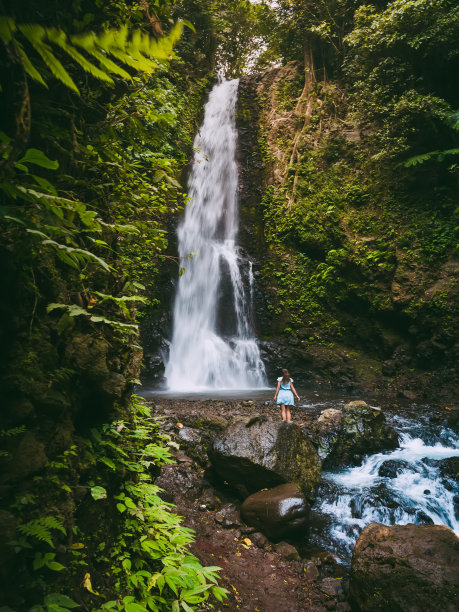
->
xmin=349 ymin=522 xmax=459 ymax=611
xmin=215 ymin=503 xmax=244 ymax=529
xmin=423 ymin=456 xmax=459 ymax=492
xmin=314 ymin=401 xmax=399 ymax=468
xmin=155 ymin=462 xmax=203 ymax=503
xmin=240 ymin=483 xmax=310 ymax=541
xmin=209 ymin=418 xmax=321 ymax=501
xmin=274 ymin=541 xmax=301 ymax=561
xmin=378 ymin=459 xmax=413 ymax=478
xmin=438 ymin=457 xmax=459 ymax=485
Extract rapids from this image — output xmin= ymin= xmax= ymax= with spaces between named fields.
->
xmin=311 ymin=411 xmax=459 ymax=563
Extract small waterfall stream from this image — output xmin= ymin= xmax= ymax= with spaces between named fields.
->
xmin=165 ymin=79 xmax=266 ymax=391
xmin=311 ymin=413 xmax=459 ymax=562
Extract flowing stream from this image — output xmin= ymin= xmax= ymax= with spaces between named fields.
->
xmin=312 ymin=412 xmax=459 ymax=562
xmin=165 ymin=79 xmax=266 ymax=391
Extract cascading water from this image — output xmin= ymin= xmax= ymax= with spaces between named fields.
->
xmin=165 ymin=79 xmax=266 ymax=391
xmin=311 ymin=413 xmax=459 ymax=563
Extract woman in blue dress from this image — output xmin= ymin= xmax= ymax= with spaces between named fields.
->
xmin=274 ymin=368 xmax=300 ymax=422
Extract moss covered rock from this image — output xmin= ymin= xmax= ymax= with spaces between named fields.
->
xmin=209 ymin=417 xmax=321 ymax=501
xmin=314 ymin=400 xmax=398 ymax=468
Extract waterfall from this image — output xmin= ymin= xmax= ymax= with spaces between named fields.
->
xmin=165 ymin=79 xmax=267 ymax=391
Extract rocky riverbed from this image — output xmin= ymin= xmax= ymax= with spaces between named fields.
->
xmin=146 ymin=395 xmax=459 ymax=611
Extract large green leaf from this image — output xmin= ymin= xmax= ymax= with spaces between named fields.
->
xmin=44 ymin=593 xmax=78 ymax=609
xmin=19 ymin=148 xmax=59 ymax=170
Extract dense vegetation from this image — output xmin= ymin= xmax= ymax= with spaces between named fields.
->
xmin=0 ymin=1 xmax=225 ymax=609
xmin=242 ymin=0 xmax=458 ymax=394
xmin=0 ymin=0 xmax=458 ymax=610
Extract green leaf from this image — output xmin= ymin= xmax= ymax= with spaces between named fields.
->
xmin=90 ymin=486 xmax=107 ymax=501
xmin=99 ymin=456 xmax=116 ymax=470
xmin=44 ymin=595 xmax=78 ymax=609
xmin=116 ymin=503 xmax=126 ymax=513
xmin=124 ymin=497 xmax=136 ymax=509
xmin=17 ymin=43 xmax=47 ymax=86
xmin=211 ymin=586 xmax=228 ymax=602
xmin=180 ymin=19 xmax=196 ymax=33
xmin=19 ymin=148 xmax=59 ymax=170
xmin=0 ymin=16 xmax=16 ymax=44
xmin=47 ymin=561 xmax=66 ymax=571
xmin=181 ymin=585 xmax=211 ymax=598
xmin=124 ymin=604 xmax=148 ymax=612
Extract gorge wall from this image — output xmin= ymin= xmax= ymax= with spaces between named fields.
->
xmin=236 ymin=63 xmax=458 ymax=402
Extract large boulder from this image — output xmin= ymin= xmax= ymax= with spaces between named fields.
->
xmin=209 ymin=417 xmax=321 ymax=501
xmin=350 ymin=522 xmax=459 ymax=612
xmin=241 ymin=483 xmax=310 ymax=541
xmin=314 ymin=401 xmax=399 ymax=468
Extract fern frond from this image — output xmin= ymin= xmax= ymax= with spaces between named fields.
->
xmin=0 ymin=16 xmax=16 ymax=44
xmin=18 ymin=516 xmax=66 ymax=547
xmin=19 ymin=24 xmax=78 ymax=92
xmin=73 ymin=41 xmax=132 ymax=80
xmin=148 ymin=21 xmax=183 ymax=59
xmin=17 ymin=42 xmax=47 ymax=86
xmin=46 ymin=28 xmax=114 ymax=84
xmin=3 ymin=19 xmax=183 ymax=93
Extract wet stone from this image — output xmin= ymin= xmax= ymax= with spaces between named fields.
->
xmin=378 ymin=459 xmax=412 ymax=478
xmin=241 ymin=483 xmax=310 ymax=541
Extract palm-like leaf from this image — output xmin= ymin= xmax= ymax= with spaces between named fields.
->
xmin=0 ymin=17 xmax=183 ymax=94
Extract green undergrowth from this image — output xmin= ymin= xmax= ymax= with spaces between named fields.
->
xmin=3 ymin=396 xmax=226 ymax=612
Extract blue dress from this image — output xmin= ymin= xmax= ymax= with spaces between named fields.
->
xmin=276 ymin=377 xmax=294 ymax=406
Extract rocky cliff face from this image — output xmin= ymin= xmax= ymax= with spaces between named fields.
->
xmin=236 ymin=64 xmax=458 ymax=402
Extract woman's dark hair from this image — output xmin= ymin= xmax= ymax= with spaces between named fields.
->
xmin=281 ymin=368 xmax=290 ymax=384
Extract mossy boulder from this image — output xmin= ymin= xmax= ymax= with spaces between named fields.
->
xmin=209 ymin=417 xmax=321 ymax=501
xmin=0 ymin=431 xmax=48 ymax=484
xmin=350 ymin=523 xmax=459 ymax=611
xmin=313 ymin=401 xmax=399 ymax=468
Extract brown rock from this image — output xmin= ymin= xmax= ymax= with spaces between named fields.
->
xmin=241 ymin=483 xmax=310 ymax=541
xmin=350 ymin=523 xmax=459 ymax=611
xmin=302 ymin=560 xmax=319 ymax=581
xmin=274 ymin=541 xmax=300 ymax=561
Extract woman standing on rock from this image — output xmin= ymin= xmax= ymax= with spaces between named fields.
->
xmin=274 ymin=369 xmax=300 ymax=422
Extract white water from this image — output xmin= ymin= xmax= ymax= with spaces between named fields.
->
xmin=165 ymin=79 xmax=267 ymax=391
xmin=315 ymin=429 xmax=459 ymax=561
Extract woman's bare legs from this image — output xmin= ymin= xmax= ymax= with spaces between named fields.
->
xmin=280 ymin=404 xmax=286 ymax=420
xmin=286 ymin=407 xmax=292 ymax=422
